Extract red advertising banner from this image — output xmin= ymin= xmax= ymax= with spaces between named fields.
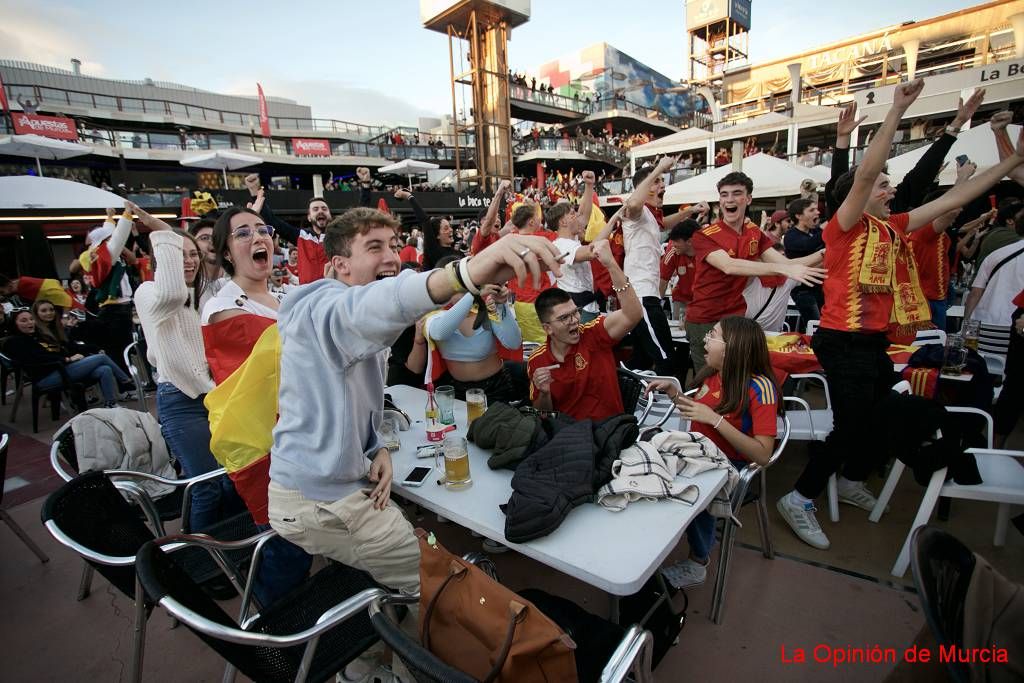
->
xmin=291 ymin=138 xmax=332 ymax=156
xmin=256 ymin=83 xmax=271 ymax=137
xmin=11 ymin=113 xmax=79 ymax=140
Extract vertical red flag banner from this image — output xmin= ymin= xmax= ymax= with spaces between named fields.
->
xmin=0 ymin=70 xmax=10 ymax=114
xmin=257 ymin=83 xmax=271 ymax=137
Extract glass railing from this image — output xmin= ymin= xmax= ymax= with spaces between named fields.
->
xmin=509 ymin=84 xmax=591 ymax=115
xmin=2 ymin=82 xmax=387 ymax=140
xmin=513 ymin=136 xmax=628 ymax=166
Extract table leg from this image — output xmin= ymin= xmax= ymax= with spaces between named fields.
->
xmin=609 ymin=594 xmax=620 ymax=624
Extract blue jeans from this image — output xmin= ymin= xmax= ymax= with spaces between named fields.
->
xmin=686 ymin=460 xmax=746 ymax=562
xmin=928 ymin=299 xmax=947 ymax=333
xmin=156 ymin=383 xmax=244 ymax=532
xmin=254 ymin=523 xmax=313 ymax=608
xmin=37 ymin=354 xmax=130 ymax=403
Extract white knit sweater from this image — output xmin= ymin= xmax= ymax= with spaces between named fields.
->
xmin=134 ymin=231 xmax=215 ymax=399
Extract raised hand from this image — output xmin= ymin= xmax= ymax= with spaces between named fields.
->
xmin=394 ymin=188 xmax=412 ymax=200
xmin=837 ymin=102 xmax=867 ymax=137
xmin=893 ymin=79 xmax=925 ymax=112
xmin=591 ymin=238 xmax=614 ymax=266
xmin=990 ymin=111 xmax=1013 ymax=132
xmin=955 ymin=161 xmax=977 ymax=184
xmin=244 ymin=173 xmax=261 ymax=197
xmin=356 ymin=167 xmax=371 ymax=184
xmin=654 ymin=154 xmax=680 ymax=174
xmin=953 ymin=89 xmax=986 ymax=128
xmin=580 ymin=170 xmax=596 ymax=185
xmin=249 ymin=186 xmax=266 ymax=214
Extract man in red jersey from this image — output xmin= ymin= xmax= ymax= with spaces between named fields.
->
xmin=685 ymin=172 xmax=826 ymax=371
xmin=528 ymin=240 xmax=643 ymax=420
xmin=777 ymin=79 xmax=1024 ymax=551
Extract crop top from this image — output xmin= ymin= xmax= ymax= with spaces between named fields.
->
xmin=425 ymin=294 xmax=521 ymax=362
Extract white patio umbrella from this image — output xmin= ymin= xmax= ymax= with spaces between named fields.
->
xmin=885 ymin=122 xmax=1022 ymax=186
xmin=0 ymin=175 xmax=125 ymax=209
xmin=0 ymin=134 xmax=91 ymax=177
xmin=378 ymin=158 xmax=441 ymax=188
xmin=180 ymin=150 xmax=263 ymax=187
xmin=663 ymin=153 xmax=827 ymax=205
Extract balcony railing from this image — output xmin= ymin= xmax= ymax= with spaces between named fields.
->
xmin=513 ymin=136 xmax=628 ymax=167
xmin=1 ymin=82 xmax=387 ymax=140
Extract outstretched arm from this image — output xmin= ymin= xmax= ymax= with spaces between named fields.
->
xmin=835 ymin=79 xmax=925 ymax=232
xmin=990 ymin=111 xmax=1024 ymax=185
xmin=624 ymin=155 xmax=676 ymax=220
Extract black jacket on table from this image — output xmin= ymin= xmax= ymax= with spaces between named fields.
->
xmin=825 ymin=133 xmax=958 ymax=219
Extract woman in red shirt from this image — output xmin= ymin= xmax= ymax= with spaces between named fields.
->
xmin=647 ymin=316 xmax=781 ymax=588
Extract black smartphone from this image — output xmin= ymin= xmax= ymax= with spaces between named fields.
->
xmin=956 ymin=155 xmax=969 ymax=167
xmin=401 ymin=466 xmax=433 ymax=487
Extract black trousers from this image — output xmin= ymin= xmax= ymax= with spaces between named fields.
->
xmin=625 ymin=296 xmax=675 ymax=377
xmin=791 ymin=286 xmax=824 ymax=335
xmin=97 ymin=302 xmax=134 ymax=374
xmin=794 ymin=328 xmax=898 ymax=499
xmin=994 ymin=310 xmax=1024 ymax=436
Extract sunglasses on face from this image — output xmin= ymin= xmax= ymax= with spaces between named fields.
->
xmin=230 ymin=224 xmax=275 ymax=241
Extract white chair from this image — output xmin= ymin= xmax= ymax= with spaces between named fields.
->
xmin=869 ymin=407 xmax=994 ymax=523
xmin=805 ymin=319 xmax=820 ymax=337
xmin=890 ymin=447 xmax=1024 ymax=577
xmin=977 ymin=323 xmax=1011 ymax=397
xmin=781 ymin=373 xmax=842 ymax=522
xmin=913 ymin=329 xmax=946 ymax=347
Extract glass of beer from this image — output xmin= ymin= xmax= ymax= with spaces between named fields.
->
xmin=466 ymin=388 xmax=487 ymax=427
xmin=962 ymin=320 xmax=979 ymax=351
xmin=435 ymin=385 xmax=456 ymax=425
xmin=437 ymin=435 xmax=472 ymax=489
xmin=942 ymin=334 xmax=967 ymax=375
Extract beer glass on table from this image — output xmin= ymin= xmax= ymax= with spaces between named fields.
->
xmin=436 ymin=435 xmax=472 ymax=489
xmin=466 ymin=388 xmax=487 ymax=427
xmin=942 ymin=333 xmax=968 ymax=376
xmin=962 ymin=320 xmax=979 ymax=352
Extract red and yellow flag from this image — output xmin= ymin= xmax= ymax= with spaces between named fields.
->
xmin=203 ymin=315 xmax=278 ymax=524
xmin=16 ymin=276 xmax=72 ymax=309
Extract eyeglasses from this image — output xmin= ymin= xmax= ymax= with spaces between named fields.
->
xmin=704 ymin=331 xmax=726 ymax=346
xmin=230 ymin=224 xmax=275 ymax=241
xmin=547 ymin=308 xmax=582 ymax=326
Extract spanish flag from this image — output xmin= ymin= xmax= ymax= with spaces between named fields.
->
xmin=16 ymin=276 xmax=72 ymax=309
xmin=203 ymin=315 xmax=279 ymax=524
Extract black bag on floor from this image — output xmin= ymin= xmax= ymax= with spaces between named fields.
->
xmin=518 ymin=589 xmax=626 ymax=683
xmin=617 ymin=573 xmax=687 ymax=668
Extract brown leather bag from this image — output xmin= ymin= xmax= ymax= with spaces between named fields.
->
xmin=416 ymin=529 xmax=578 ymax=683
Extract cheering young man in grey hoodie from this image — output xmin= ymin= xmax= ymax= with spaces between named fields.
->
xmin=267 ymin=206 xmax=562 ymax=603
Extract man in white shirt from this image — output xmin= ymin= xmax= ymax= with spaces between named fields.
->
xmin=964 ymin=238 xmax=1024 ymax=325
xmin=548 ymin=171 xmax=603 ymax=323
xmin=621 ymin=155 xmax=704 ymax=376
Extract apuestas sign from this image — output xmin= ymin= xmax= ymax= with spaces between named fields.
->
xmin=12 ymin=113 xmax=79 ymax=141
xmin=291 ymin=138 xmax=332 ymax=156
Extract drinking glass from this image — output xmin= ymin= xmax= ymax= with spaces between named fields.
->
xmin=379 ymin=415 xmax=401 ymax=453
xmin=435 ymin=385 xmax=456 ymax=425
xmin=436 ymin=435 xmax=472 ymax=489
xmin=962 ymin=320 xmax=979 ymax=352
xmin=942 ymin=334 xmax=967 ymax=375
xmin=466 ymin=388 xmax=487 ymax=427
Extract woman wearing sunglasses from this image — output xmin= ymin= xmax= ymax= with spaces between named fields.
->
xmin=646 ymin=316 xmax=782 ymax=589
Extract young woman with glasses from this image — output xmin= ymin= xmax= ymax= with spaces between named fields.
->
xmin=646 ymin=316 xmax=782 ymax=589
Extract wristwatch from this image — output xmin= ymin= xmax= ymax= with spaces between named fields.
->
xmin=945 ymin=125 xmax=961 ymax=136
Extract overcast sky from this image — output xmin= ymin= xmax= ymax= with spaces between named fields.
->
xmin=1 ymin=0 xmax=977 ymax=126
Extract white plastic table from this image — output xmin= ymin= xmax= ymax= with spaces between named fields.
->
xmin=386 ymin=385 xmax=727 ymax=597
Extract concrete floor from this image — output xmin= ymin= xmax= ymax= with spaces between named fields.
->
xmin=2 ymin=388 xmax=1021 ymax=682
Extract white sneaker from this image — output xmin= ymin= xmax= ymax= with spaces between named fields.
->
xmin=837 ymin=481 xmax=881 ymax=512
xmin=119 ymin=390 xmax=137 ymax=401
xmin=661 ymin=558 xmax=707 ymax=589
xmin=776 ymin=495 xmax=831 ymax=550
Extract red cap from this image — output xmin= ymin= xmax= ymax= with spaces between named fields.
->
xmin=771 ymin=210 xmax=789 ymax=224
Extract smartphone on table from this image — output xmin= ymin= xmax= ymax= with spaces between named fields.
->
xmin=400 ymin=466 xmax=433 ymax=487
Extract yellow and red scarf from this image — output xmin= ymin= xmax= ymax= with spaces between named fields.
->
xmin=858 ymin=215 xmax=930 ymax=333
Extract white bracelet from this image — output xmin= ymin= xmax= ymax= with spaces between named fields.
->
xmin=458 ymin=257 xmax=481 ymax=296
xmin=714 ymin=415 xmax=724 ymax=430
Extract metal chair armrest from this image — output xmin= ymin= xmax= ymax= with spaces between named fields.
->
xmin=155 ymin=586 xmax=387 ymax=648
xmin=599 ymin=624 xmax=654 ymax=683
xmin=105 ymin=467 xmax=227 ymax=487
xmin=50 ymin=425 xmax=78 ymax=483
xmin=42 ymin=519 xmax=138 ymax=567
